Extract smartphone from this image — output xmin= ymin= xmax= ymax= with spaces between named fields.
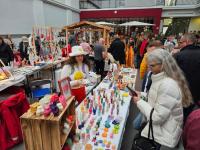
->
xmin=127 ymin=86 xmax=138 ymax=96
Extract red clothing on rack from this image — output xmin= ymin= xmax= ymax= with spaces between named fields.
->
xmin=62 ymin=44 xmax=72 ymax=57
xmin=0 ymin=92 xmax=29 ymax=150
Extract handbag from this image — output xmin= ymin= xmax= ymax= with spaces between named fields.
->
xmin=132 ymin=108 xmax=161 ymax=150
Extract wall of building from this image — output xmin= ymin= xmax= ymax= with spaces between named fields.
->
xmin=80 ymin=8 xmax=162 ymax=34
xmin=188 ymin=17 xmax=200 ymax=32
xmin=0 ymin=0 xmax=80 ymax=35
xmin=124 ymin=0 xmax=156 ymax=7
xmin=0 ymin=0 xmax=35 ymax=35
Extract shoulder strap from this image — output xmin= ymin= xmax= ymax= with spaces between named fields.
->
xmin=148 ymin=108 xmax=155 ymax=141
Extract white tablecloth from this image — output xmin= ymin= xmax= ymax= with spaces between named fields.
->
xmin=74 ymin=69 xmax=137 ymax=150
xmin=0 ymin=74 xmax=26 ymax=92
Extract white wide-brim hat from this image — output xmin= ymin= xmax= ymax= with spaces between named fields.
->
xmin=69 ymin=46 xmax=87 ymax=57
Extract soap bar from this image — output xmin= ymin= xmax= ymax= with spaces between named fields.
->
xmin=102 ymin=132 xmax=107 ymax=138
xmin=56 ymin=103 xmax=63 ymax=111
xmin=104 ymin=128 xmax=109 ymax=132
xmin=30 ymin=102 xmax=40 ymax=113
xmin=122 ymin=92 xmax=129 ymax=97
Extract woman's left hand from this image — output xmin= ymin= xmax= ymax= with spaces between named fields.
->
xmin=132 ymin=91 xmax=141 ymax=104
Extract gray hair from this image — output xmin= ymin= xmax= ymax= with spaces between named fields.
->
xmin=147 ymin=49 xmax=193 ymax=107
xmin=182 ymin=33 xmax=197 ymax=44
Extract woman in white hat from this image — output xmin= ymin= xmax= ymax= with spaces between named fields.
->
xmin=61 ymin=46 xmax=90 ymax=87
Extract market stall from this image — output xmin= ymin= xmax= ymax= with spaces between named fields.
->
xmin=73 ymin=68 xmax=137 ymax=150
xmin=63 ymin=21 xmax=112 ymax=47
xmin=0 ymin=26 xmax=69 ymax=98
xmin=19 ymin=66 xmax=137 ymax=150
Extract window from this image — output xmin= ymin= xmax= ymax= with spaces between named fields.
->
xmin=165 ymin=0 xmax=177 ymax=6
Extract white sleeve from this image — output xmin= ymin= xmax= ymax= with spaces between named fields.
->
xmin=137 ymin=79 xmax=181 ymax=124
xmin=60 ymin=65 xmax=72 ymax=80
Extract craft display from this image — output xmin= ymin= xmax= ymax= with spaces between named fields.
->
xmin=70 ymin=67 xmax=136 ymax=149
xmin=21 ymin=96 xmax=76 ymax=150
xmin=28 ymin=93 xmax=67 ymax=117
xmin=0 ymin=59 xmax=13 ymax=81
xmin=64 ymin=21 xmax=112 ymax=46
xmin=21 ymin=26 xmax=65 ymax=67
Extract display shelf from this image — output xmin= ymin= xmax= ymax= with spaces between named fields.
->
xmin=60 ymin=119 xmax=75 ymax=149
xmin=20 ymin=96 xmax=76 ymax=150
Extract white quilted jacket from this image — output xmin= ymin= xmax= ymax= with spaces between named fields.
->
xmin=137 ymin=72 xmax=183 ymax=148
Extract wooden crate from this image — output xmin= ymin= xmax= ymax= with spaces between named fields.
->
xmin=20 ymin=96 xmax=76 ymax=150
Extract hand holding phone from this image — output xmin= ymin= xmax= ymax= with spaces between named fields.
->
xmin=127 ymin=86 xmax=138 ymax=96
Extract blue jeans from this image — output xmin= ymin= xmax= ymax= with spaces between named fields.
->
xmin=133 ymin=112 xmax=143 ymax=130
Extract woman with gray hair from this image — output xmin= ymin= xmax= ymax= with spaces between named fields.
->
xmin=132 ymin=49 xmax=193 ymax=149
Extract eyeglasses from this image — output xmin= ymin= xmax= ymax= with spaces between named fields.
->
xmin=149 ymin=63 xmax=161 ymax=68
xmin=179 ymin=41 xmax=186 ymax=44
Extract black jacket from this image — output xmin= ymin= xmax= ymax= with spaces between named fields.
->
xmin=19 ymin=41 xmax=29 ymax=60
xmin=174 ymin=44 xmax=200 ymax=104
xmin=108 ymin=38 xmax=125 ymax=64
xmin=0 ymin=41 xmax=14 ymax=65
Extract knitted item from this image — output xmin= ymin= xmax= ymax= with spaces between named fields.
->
xmin=50 ymin=94 xmax=59 ymax=103
xmin=74 ymin=71 xmax=84 ymax=80
xmin=50 ymin=102 xmax=59 ymax=116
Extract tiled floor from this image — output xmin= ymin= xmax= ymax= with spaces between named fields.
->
xmin=11 ymin=71 xmax=184 ymax=150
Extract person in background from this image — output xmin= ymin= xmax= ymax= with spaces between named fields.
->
xmin=93 ymin=38 xmax=106 ymax=78
xmin=19 ymin=36 xmax=29 ymax=61
xmin=140 ymin=40 xmax=163 ymax=79
xmin=35 ymin=36 xmax=42 ymax=56
xmin=125 ymin=38 xmax=134 ymax=68
xmin=4 ymin=34 xmax=14 ymax=50
xmin=164 ymin=35 xmax=178 ymax=52
xmin=68 ymin=32 xmax=77 ymax=47
xmin=61 ymin=46 xmax=90 ymax=87
xmin=134 ymin=33 xmax=144 ymax=68
xmin=132 ymin=49 xmax=193 ymax=149
xmin=108 ymin=35 xmax=125 ymax=65
xmin=131 ymin=27 xmax=139 ymax=39
xmin=174 ymin=33 xmax=200 ymax=121
xmin=139 ymin=34 xmax=149 ymax=60
xmin=80 ymin=39 xmax=92 ymax=55
xmin=0 ymin=36 xmax=14 ymax=65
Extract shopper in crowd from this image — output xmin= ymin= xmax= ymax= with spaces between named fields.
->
xmin=68 ymin=32 xmax=77 ymax=47
xmin=131 ymin=27 xmax=139 ymax=39
xmin=183 ymin=108 xmax=200 ymax=150
xmin=134 ymin=33 xmax=144 ymax=68
xmin=0 ymin=36 xmax=14 ymax=65
xmin=80 ymin=39 xmax=92 ymax=55
xmin=132 ymin=49 xmax=193 ymax=149
xmin=61 ymin=46 xmax=90 ymax=87
xmin=19 ymin=36 xmax=29 ymax=61
xmin=139 ymin=34 xmax=149 ymax=65
xmin=4 ymin=34 xmax=14 ymax=50
xmin=93 ymin=38 xmax=106 ymax=77
xmin=108 ymin=35 xmax=125 ymax=65
xmin=35 ymin=36 xmax=42 ymax=56
xmin=125 ymin=38 xmax=134 ymax=68
xmin=140 ymin=40 xmax=163 ymax=79
xmin=164 ymin=35 xmax=178 ymax=52
xmin=174 ymin=33 xmax=200 ymax=119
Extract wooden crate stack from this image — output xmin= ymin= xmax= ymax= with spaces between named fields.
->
xmin=20 ymin=96 xmax=76 ymax=150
